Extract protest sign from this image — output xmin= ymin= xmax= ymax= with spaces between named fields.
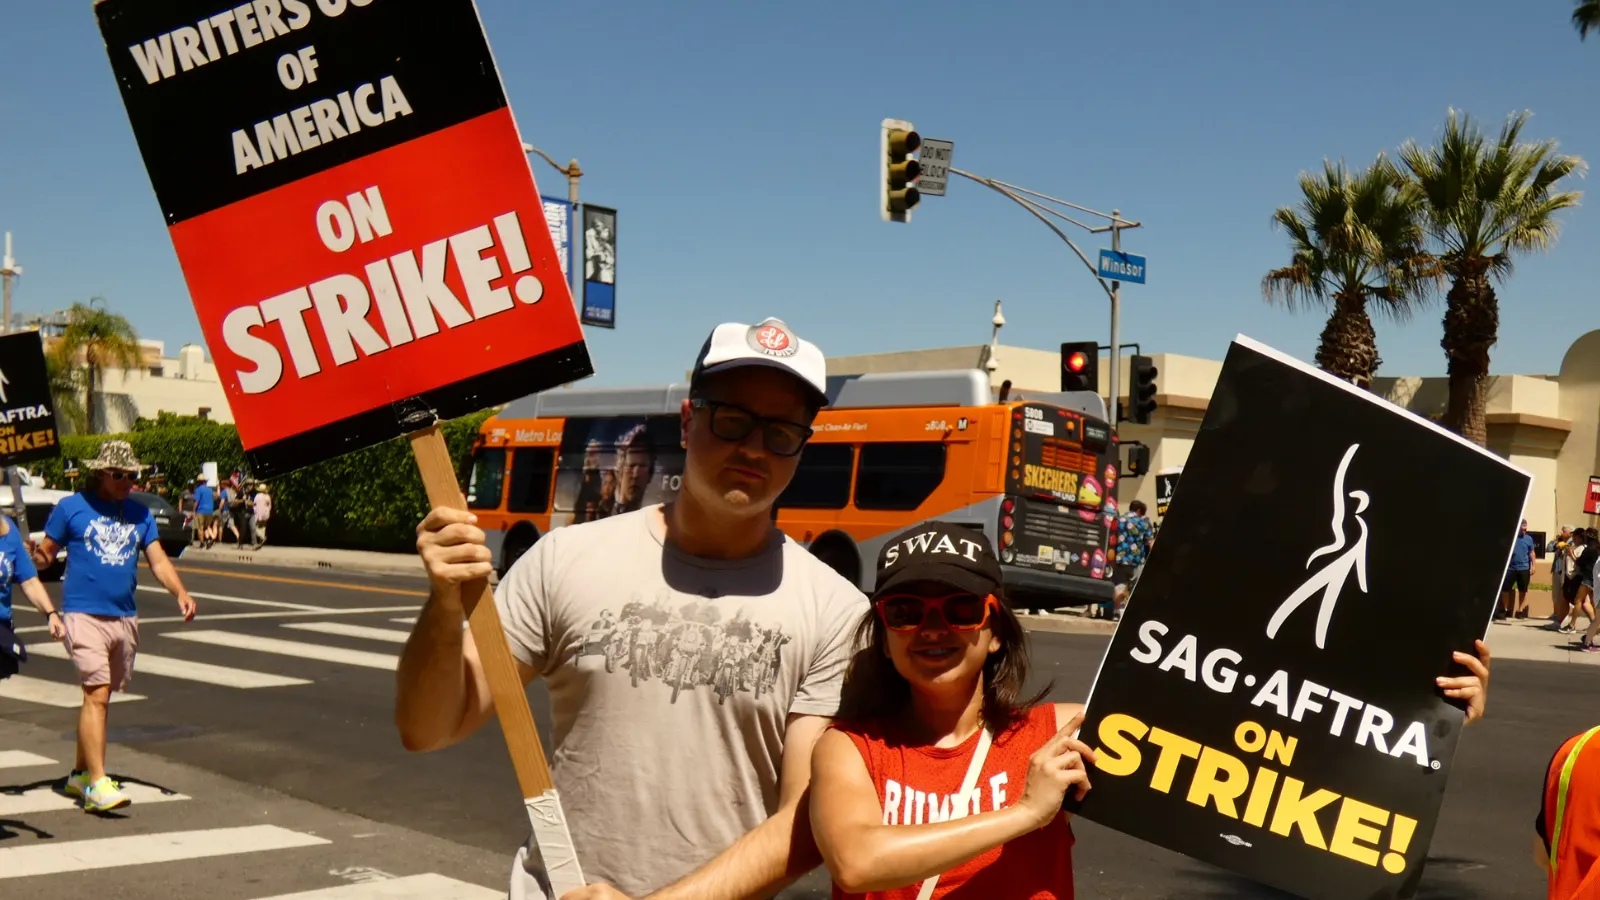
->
xmin=95 ymin=0 xmax=593 ymax=479
xmin=0 ymin=331 xmax=62 ymax=468
xmin=1071 ymin=335 xmax=1531 ymax=900
xmin=1586 ymin=476 xmax=1599 ymax=516
xmin=96 ymin=0 xmax=592 ymax=891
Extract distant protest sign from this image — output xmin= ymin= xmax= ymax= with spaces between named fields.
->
xmin=95 ymin=0 xmax=593 ymax=478
xmin=0 ymin=331 xmax=62 ymax=468
xmin=1071 ymin=336 xmax=1531 ymax=900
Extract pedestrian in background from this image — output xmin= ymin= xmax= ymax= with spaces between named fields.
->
xmin=1 ymin=511 xmax=66 ymax=681
xmin=398 ymin=318 xmax=864 ymax=900
xmin=28 ymin=441 xmax=198 ymax=812
xmin=1550 ymin=526 xmax=1574 ymax=628
xmin=1574 ymin=529 xmax=1600 ymax=653
xmin=1499 ymin=519 xmax=1537 ymax=620
xmin=1561 ymin=531 xmax=1592 ymax=636
xmin=251 ymin=484 xmax=272 ymax=550
xmin=1111 ymin=500 xmax=1155 ymax=621
xmin=193 ymin=475 xmax=216 ymax=549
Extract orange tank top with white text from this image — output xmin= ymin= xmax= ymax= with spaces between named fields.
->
xmin=832 ymin=704 xmax=1075 ymax=900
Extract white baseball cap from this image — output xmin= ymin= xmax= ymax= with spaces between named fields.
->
xmin=690 ymin=318 xmax=829 ymax=408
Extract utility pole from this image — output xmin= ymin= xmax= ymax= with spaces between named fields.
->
xmin=1 ymin=232 xmax=20 ymax=336
xmin=1108 ymin=213 xmax=1123 ymax=423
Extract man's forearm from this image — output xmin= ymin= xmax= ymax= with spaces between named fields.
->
xmin=151 ymin=559 xmax=186 ymax=597
xmin=395 ymin=588 xmax=472 ymax=751
xmin=647 ymin=793 xmax=820 ymax=900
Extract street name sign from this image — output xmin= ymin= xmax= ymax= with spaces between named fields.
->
xmin=1098 ymin=249 xmax=1146 ymax=284
xmin=1069 ymin=335 xmax=1531 ymax=900
xmin=96 ymin=0 xmax=592 ymax=893
xmin=917 ymin=138 xmax=953 ymax=196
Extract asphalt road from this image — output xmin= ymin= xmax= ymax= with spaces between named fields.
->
xmin=0 ymin=558 xmax=1588 ymax=899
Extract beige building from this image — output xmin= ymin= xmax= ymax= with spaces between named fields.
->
xmin=74 ymin=340 xmax=232 ymax=433
xmin=828 ymin=330 xmax=1600 ymax=538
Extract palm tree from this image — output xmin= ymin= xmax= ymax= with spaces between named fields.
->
xmin=1262 ymin=155 xmax=1435 ymax=389
xmin=54 ymin=297 xmax=144 ymax=434
xmin=1399 ymin=110 xmax=1584 ymax=445
xmin=43 ymin=346 xmax=87 ymax=435
xmin=1574 ymin=0 xmax=1600 ymax=38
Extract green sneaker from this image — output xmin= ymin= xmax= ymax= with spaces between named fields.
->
xmin=82 ymin=776 xmax=130 ymax=812
xmin=64 ymin=770 xmax=92 ymax=799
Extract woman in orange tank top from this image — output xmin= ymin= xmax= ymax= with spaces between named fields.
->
xmin=809 ymin=520 xmax=1096 ymax=899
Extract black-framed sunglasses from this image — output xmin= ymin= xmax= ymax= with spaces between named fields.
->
xmin=104 ymin=470 xmax=137 ymax=482
xmin=690 ymin=398 xmax=813 ymax=457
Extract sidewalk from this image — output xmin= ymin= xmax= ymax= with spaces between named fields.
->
xmin=176 ymin=542 xmax=425 ymax=578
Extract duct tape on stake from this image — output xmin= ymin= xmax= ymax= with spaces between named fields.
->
xmin=526 ymin=789 xmax=586 ymax=896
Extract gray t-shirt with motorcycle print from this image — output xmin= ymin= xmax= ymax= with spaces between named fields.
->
xmin=494 ymin=505 xmax=866 ymax=897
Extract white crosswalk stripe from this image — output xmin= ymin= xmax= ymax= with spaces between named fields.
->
xmin=390 ymin=616 xmax=417 ymax=624
xmin=0 ymin=824 xmax=331 ymax=878
xmin=0 ymin=675 xmax=145 ymax=707
xmin=0 ymin=750 xmax=502 ymax=895
xmin=164 ymin=630 xmax=397 ymax=670
xmin=24 ymin=641 xmax=312 ymax=689
xmin=0 ymin=750 xmax=56 ymax=770
xmin=0 ymin=782 xmax=189 ymax=816
xmin=282 ymin=622 xmax=411 ymax=643
xmin=250 ymin=873 xmax=504 ymax=899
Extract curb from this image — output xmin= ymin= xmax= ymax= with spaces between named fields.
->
xmin=175 ymin=545 xmax=426 ymax=579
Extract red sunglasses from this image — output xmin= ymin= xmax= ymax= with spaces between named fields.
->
xmin=875 ymin=592 xmax=1001 ymax=632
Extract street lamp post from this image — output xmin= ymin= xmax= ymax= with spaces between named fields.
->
xmin=947 ymin=169 xmax=1141 ymax=423
xmin=523 ymin=143 xmax=584 ymax=313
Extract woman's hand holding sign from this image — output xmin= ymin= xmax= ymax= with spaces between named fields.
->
xmin=1438 ymin=639 xmax=1492 ymax=726
xmin=1018 ymin=711 xmax=1098 ymax=830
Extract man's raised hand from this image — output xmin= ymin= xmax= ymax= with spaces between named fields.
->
xmin=416 ymin=508 xmax=494 ymax=589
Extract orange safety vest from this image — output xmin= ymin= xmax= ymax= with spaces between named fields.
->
xmin=1546 ymin=725 xmax=1600 ymax=899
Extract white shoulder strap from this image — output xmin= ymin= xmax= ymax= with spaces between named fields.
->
xmin=915 ymin=727 xmax=994 ymax=900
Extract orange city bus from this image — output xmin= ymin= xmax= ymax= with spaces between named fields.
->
xmin=461 ymin=369 xmax=1124 ymax=608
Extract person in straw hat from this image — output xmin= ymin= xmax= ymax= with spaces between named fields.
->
xmin=29 ymin=440 xmax=197 ymax=812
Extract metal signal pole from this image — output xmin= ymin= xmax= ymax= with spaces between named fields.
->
xmin=1 ymin=232 xmax=21 ymax=335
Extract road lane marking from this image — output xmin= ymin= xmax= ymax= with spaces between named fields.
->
xmin=11 ymin=606 xmax=420 ymax=635
xmin=0 ymin=750 xmax=56 ymax=770
xmin=251 ymin=873 xmax=504 ymax=899
xmin=0 ymin=825 xmax=330 ymax=878
xmin=0 ymin=782 xmax=189 ymax=816
xmin=281 ymin=622 xmax=411 ymax=644
xmin=137 ymin=585 xmax=330 ymax=612
xmin=165 ymin=631 xmax=397 ymax=670
xmin=390 ymin=616 xmax=417 ymax=624
xmin=25 ymin=642 xmax=312 ymax=689
xmin=0 ymin=676 xmax=144 ymax=707
xmin=154 ymin=564 xmax=427 ymax=597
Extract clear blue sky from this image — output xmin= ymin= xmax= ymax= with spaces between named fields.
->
xmin=3 ymin=0 xmax=1597 ymax=389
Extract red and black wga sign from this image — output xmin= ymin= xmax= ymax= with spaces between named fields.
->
xmin=0 ymin=331 xmax=62 ymax=468
xmin=95 ymin=0 xmax=593 ymax=478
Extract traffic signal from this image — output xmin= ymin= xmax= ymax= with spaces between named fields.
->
xmin=1128 ymin=354 xmax=1158 ymax=424
xmin=881 ymin=118 xmax=922 ymax=222
xmin=1060 ymin=341 xmax=1098 ymax=393
xmin=1124 ymin=442 xmax=1151 ymax=477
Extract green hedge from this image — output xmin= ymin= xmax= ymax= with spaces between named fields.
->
xmin=30 ymin=410 xmax=494 ymax=553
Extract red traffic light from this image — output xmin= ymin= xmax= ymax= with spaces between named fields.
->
xmin=1066 ymin=351 xmax=1088 ymax=372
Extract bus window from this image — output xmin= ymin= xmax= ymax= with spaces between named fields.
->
xmin=508 ymin=448 xmax=556 ymax=513
xmin=855 ymin=443 xmax=946 ymax=511
xmin=780 ymin=444 xmax=854 ymax=509
xmin=466 ymin=448 xmax=507 ymax=510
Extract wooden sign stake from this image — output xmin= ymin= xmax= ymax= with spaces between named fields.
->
xmin=407 ymin=420 xmax=585 ymax=896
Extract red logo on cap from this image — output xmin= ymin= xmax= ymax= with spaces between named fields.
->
xmin=756 ymin=325 xmax=791 ymax=353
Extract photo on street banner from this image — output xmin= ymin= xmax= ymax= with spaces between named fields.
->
xmin=1070 ymin=335 xmax=1532 ymax=900
xmin=581 ymin=205 xmax=617 ymax=329
xmin=551 ymin=415 xmax=683 ymax=527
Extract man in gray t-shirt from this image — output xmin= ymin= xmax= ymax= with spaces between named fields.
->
xmin=398 ymin=318 xmax=866 ymax=900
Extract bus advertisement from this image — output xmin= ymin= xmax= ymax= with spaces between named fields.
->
xmin=463 ymin=370 xmax=1122 ymax=608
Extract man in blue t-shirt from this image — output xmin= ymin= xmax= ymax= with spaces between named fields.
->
xmin=29 ymin=440 xmax=197 ymax=813
xmin=1 ymin=512 xmax=66 ymax=681
xmin=192 ymin=475 xmax=217 ymax=549
xmin=1499 ymin=518 xmax=1538 ymax=621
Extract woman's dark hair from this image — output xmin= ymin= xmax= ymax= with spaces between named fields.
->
xmin=836 ymin=589 xmax=1052 ymax=738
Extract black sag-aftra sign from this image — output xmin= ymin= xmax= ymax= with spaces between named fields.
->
xmin=1070 ymin=335 xmax=1531 ymax=900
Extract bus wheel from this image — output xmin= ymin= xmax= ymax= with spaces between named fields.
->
xmin=499 ymin=526 xmax=539 ymax=580
xmin=809 ymin=536 xmax=861 ymax=589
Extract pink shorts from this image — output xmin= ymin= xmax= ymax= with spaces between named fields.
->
xmin=61 ymin=613 xmax=139 ymax=692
